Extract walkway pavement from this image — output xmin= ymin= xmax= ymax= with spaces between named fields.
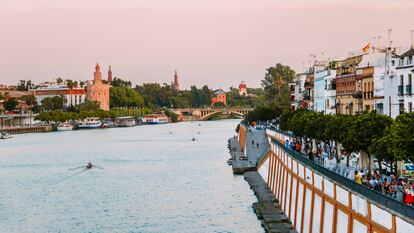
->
xmin=228 ymin=126 xmax=269 ymax=174
xmin=245 ymin=127 xmax=269 ymax=165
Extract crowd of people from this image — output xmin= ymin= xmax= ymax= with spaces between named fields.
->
xmin=354 ymin=170 xmax=414 ymax=205
xmin=283 ymin=138 xmax=414 ymax=206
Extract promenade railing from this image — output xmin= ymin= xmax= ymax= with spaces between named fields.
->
xmin=268 ymin=128 xmax=414 ymax=220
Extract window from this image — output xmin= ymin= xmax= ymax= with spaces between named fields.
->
xmin=409 ymin=102 xmax=413 ymax=113
xmin=400 ymin=75 xmax=404 ymax=86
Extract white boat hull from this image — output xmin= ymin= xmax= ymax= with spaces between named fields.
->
xmin=57 ymin=126 xmax=73 ymax=131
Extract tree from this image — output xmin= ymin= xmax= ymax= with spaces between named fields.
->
xmin=66 ymin=79 xmax=74 ymax=89
xmin=4 ymin=97 xmax=18 ymax=111
xmin=261 ymin=63 xmax=295 ymax=109
xmin=243 ymin=105 xmax=282 ymax=123
xmin=41 ymin=96 xmax=64 ymax=111
xmin=17 ymin=80 xmax=28 ymax=91
xmin=170 ymin=96 xmax=190 ymax=108
xmin=164 ymin=109 xmax=179 ymax=122
xmin=20 ymin=95 xmax=37 ymax=109
xmin=112 ymin=77 xmax=132 ymax=87
xmin=342 ymin=111 xmax=393 ymax=170
xmin=110 ymin=86 xmax=144 ymax=108
xmin=385 ymin=113 xmax=414 ymax=162
xmin=77 ymin=101 xmax=101 ymax=112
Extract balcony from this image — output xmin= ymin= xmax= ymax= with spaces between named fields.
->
xmin=352 ymin=91 xmax=362 ymax=99
xmin=406 ymin=85 xmax=412 ymax=96
xmin=398 ymin=85 xmax=404 ymax=96
xmin=303 ymin=96 xmax=311 ymax=101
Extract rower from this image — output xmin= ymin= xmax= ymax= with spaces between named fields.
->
xmin=86 ymin=162 xmax=93 ymax=169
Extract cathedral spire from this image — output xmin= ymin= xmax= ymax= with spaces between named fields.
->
xmin=173 ymin=70 xmax=180 ymax=91
xmin=108 ymin=65 xmax=113 ymax=83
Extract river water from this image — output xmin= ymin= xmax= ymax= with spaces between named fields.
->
xmin=0 ymin=120 xmax=263 ymax=233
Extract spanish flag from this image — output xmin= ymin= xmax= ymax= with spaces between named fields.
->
xmin=362 ymin=43 xmax=371 ymax=53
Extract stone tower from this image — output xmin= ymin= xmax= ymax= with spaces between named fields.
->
xmin=94 ymin=63 xmax=102 ymax=83
xmin=173 ymin=70 xmax=180 ymax=91
xmin=86 ymin=63 xmax=110 ymax=110
xmin=108 ymin=65 xmax=113 ymax=83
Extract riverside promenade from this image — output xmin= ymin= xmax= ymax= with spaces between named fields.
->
xmin=228 ymin=124 xmax=295 ymax=232
xmin=229 ymin=126 xmax=269 ymax=174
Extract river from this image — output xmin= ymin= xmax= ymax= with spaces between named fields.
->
xmin=0 ymin=120 xmax=263 ymax=233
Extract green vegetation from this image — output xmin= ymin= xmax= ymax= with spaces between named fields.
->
xmin=261 ymin=63 xmax=295 ymax=108
xmin=279 ymin=110 xmax=414 ymax=167
xmin=4 ymin=97 xmax=19 ymax=111
xmin=164 ymin=109 xmax=179 ymax=122
xmin=110 ymin=86 xmax=144 ymax=108
xmin=241 ymin=63 xmax=295 ymax=123
xmin=243 ymin=105 xmax=282 ymax=123
xmin=41 ymin=96 xmax=64 ymax=111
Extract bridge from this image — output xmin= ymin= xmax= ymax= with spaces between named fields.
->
xmin=172 ymin=108 xmax=253 ymax=121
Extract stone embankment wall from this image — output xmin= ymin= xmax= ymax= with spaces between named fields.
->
xmin=2 ymin=125 xmax=52 ymax=134
xmin=257 ymin=129 xmax=414 ymax=233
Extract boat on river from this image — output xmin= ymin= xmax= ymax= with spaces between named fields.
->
xmin=114 ymin=116 xmax=136 ymax=127
xmin=0 ymin=132 xmax=13 ymax=139
xmin=57 ymin=122 xmax=73 ymax=131
xmin=77 ymin=117 xmax=102 ymax=129
xmin=142 ymin=114 xmax=169 ymax=124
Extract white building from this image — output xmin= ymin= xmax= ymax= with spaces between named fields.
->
xmin=291 ymin=73 xmax=306 ymax=110
xmin=384 ymin=48 xmax=414 ymax=118
xmin=31 ymin=81 xmax=86 ymax=108
xmin=323 ymin=69 xmax=337 ymax=115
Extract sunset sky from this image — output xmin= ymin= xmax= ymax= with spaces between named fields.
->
xmin=1 ymin=0 xmax=413 ymax=89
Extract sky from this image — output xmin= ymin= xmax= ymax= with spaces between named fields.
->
xmin=1 ymin=0 xmax=413 ymax=89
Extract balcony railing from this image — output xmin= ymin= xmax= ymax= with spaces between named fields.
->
xmin=398 ymin=85 xmax=404 ymax=96
xmin=352 ymin=91 xmax=362 ymax=98
xmin=406 ymin=85 xmax=412 ymax=96
xmin=266 ymin=127 xmax=414 ymax=219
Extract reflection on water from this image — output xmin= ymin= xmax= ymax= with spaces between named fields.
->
xmin=0 ymin=120 xmax=263 ymax=233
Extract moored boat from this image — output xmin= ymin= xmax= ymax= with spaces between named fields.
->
xmin=0 ymin=132 xmax=13 ymax=139
xmin=101 ymin=120 xmax=116 ymax=128
xmin=142 ymin=114 xmax=169 ymax=125
xmin=114 ymin=116 xmax=136 ymax=127
xmin=57 ymin=122 xmax=73 ymax=131
xmin=77 ymin=117 xmax=102 ymax=129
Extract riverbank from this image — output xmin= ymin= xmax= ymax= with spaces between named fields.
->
xmin=229 ymin=124 xmax=295 ymax=232
xmin=0 ymin=125 xmax=53 ymax=134
xmin=244 ymin=171 xmax=295 ymax=233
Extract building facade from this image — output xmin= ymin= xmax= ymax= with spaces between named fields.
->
xmin=384 ymin=48 xmax=414 ymax=118
xmin=324 ymin=69 xmax=337 ymax=115
xmin=31 ymin=81 xmax=86 ymax=107
xmin=211 ymin=89 xmax=227 ymax=106
xmin=303 ymin=69 xmax=314 ymax=110
xmin=335 ymin=55 xmax=363 ymax=115
xmin=239 ymin=81 xmax=247 ymax=95
xmin=314 ymin=70 xmax=327 ymax=112
xmin=86 ymin=63 xmax=110 ymax=111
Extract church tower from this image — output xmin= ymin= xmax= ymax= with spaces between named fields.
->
xmin=108 ymin=65 xmax=113 ymax=83
xmin=94 ymin=63 xmax=102 ymax=83
xmin=173 ymin=70 xmax=180 ymax=91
